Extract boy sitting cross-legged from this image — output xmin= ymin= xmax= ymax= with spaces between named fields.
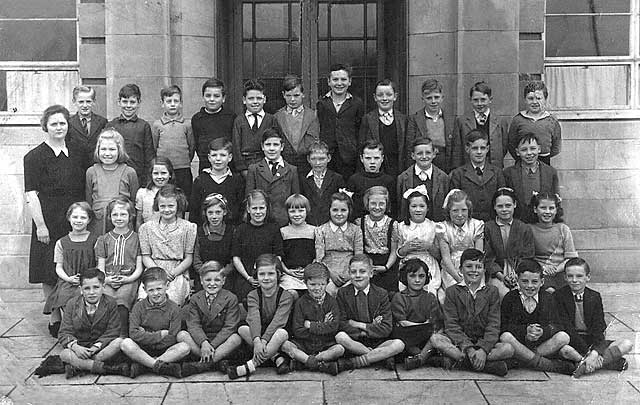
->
xmin=177 ymin=261 xmax=243 ymax=376
xmin=59 ymin=267 xmax=129 ymax=378
xmin=281 ymin=262 xmax=346 ymax=375
xmin=554 ymin=257 xmax=632 ymax=378
xmin=334 ymin=254 xmax=405 ymax=372
xmin=499 ymin=259 xmax=575 ymax=375
xmin=121 ymin=267 xmax=190 ymax=378
xmin=432 ymin=248 xmax=513 ymax=376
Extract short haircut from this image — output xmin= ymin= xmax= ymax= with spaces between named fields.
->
xmin=152 ymin=184 xmax=188 ymax=216
xmin=243 ymin=189 xmax=272 ymax=223
xmin=465 ymin=129 xmax=489 ymax=145
xmin=363 ymin=186 xmax=389 ymax=211
xmin=201 ymin=193 xmax=228 ymax=226
xmin=141 ymin=267 xmax=168 ymax=285
xmin=208 ymin=138 xmax=233 ymax=154
xmin=529 ymin=192 xmax=564 ymax=223
xmin=517 ymin=132 xmax=540 ymax=147
xmin=328 ymin=63 xmax=352 ymax=78
xmin=202 ymin=77 xmax=226 ymax=96
xmin=285 ymin=193 xmax=311 ymax=212
xmin=412 ymin=137 xmax=434 ymax=151
xmin=303 ymin=262 xmax=330 ymax=282
xmin=255 ymin=253 xmax=282 ymax=282
xmin=349 ymin=253 xmax=372 ymax=269
xmin=361 ymin=140 xmax=384 ymax=155
xmin=72 ymin=85 xmax=96 ymax=101
xmin=160 ymin=84 xmax=182 ymax=101
xmin=399 ymin=258 xmax=431 ymax=286
xmin=307 ymin=140 xmax=330 ymax=156
xmin=106 ymin=196 xmax=136 ymax=225
xmin=80 ymin=267 xmax=105 ymax=285
xmin=65 ymin=201 xmax=93 ymax=222
xmin=524 ymin=81 xmax=548 ymax=99
xmin=282 ymin=74 xmax=304 ymax=93
xmin=460 ymin=248 xmax=484 ymax=265
xmin=94 ymin=128 xmax=130 ymax=163
xmin=421 ymin=79 xmax=443 ymax=94
xmin=198 ymin=260 xmax=224 ymax=278
xmin=146 ymin=156 xmax=175 ymax=189
xmin=41 ymin=104 xmax=70 ymax=132
xmin=444 ymin=189 xmax=473 ymax=219
xmin=375 ymin=78 xmax=397 ymax=93
xmin=261 ymin=127 xmax=283 ymax=143
xmin=565 ymin=257 xmax=591 ymax=275
xmin=119 ymin=83 xmax=141 ymax=100
xmin=243 ymin=78 xmax=265 ymax=96
xmin=330 ymin=192 xmax=353 ymax=218
xmin=469 ymin=81 xmax=492 ymax=97
xmin=516 ymin=258 xmax=543 ymax=276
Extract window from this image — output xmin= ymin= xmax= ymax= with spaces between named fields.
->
xmin=0 ymin=0 xmax=78 ymax=115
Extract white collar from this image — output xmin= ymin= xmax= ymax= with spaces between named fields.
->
xmin=424 ymin=109 xmax=443 ymax=120
xmin=378 ymin=109 xmax=394 ymax=117
xmin=307 ymin=169 xmax=326 ymax=178
xmin=45 ymin=140 xmax=69 ymax=157
xmin=286 ymin=105 xmax=304 ymax=115
xmin=471 ymin=163 xmax=485 ymax=171
xmin=204 ymin=167 xmax=232 ymax=177
xmin=266 ymin=157 xmax=284 ymax=168
xmin=329 ymin=222 xmax=349 ymax=233
xmin=474 ymin=109 xmax=490 ymax=120
xmin=414 ymin=164 xmax=433 ymax=178
xmin=520 ymin=110 xmax=550 ymax=121
xmin=325 ymin=91 xmax=353 ymax=101
xmin=366 ymin=215 xmax=387 ymax=228
xmin=354 ymin=284 xmax=370 ymax=296
xmin=496 ymin=217 xmax=513 ymax=227
xmin=520 ymin=292 xmax=539 ymax=304
xmin=245 ymin=110 xmax=265 ymax=118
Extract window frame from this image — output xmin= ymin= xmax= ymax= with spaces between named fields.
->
xmin=543 ymin=0 xmax=640 ymax=119
xmin=0 ymin=1 xmax=80 ymax=123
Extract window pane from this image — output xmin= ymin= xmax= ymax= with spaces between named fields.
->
xmin=0 ymin=21 xmax=77 ymax=61
xmin=546 ymin=0 xmax=629 ymax=14
xmin=318 ymin=41 xmax=329 ymax=74
xmin=367 ymin=3 xmax=376 ymax=37
xmin=331 ymin=4 xmax=364 ymax=37
xmin=254 ymin=41 xmax=289 ymax=76
xmin=291 ymin=3 xmax=301 ymax=40
xmin=545 ymin=65 xmax=628 ymax=108
xmin=331 ymin=40 xmax=364 ymax=70
xmin=4 ymin=70 xmax=79 ymax=113
xmin=255 ymin=3 xmax=288 ymax=39
xmin=291 ymin=42 xmax=301 ymax=74
xmin=0 ymin=0 xmax=76 ymax=18
xmin=243 ymin=43 xmax=253 ymax=78
xmin=318 ymin=3 xmax=328 ymax=39
xmin=243 ymin=4 xmax=253 ymax=39
xmin=545 ymin=16 xmax=629 ymax=57
xmin=366 ymin=40 xmax=377 ymax=73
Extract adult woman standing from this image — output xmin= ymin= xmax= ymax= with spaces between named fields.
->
xmin=23 ymin=105 xmax=87 ymax=337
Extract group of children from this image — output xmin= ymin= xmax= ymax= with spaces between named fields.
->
xmin=44 ymin=63 xmax=631 ymax=380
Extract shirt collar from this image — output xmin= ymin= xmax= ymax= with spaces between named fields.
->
xmin=286 ymin=105 xmax=304 ymax=115
xmin=522 ymin=160 xmax=540 ymax=173
xmin=84 ymin=297 xmax=101 ymax=311
xmin=424 ymin=108 xmax=443 ymax=121
xmin=266 ymin=157 xmax=284 ymax=168
xmin=118 ymin=114 xmax=138 ymax=122
xmin=204 ymin=106 xmax=222 ymax=114
xmin=414 ymin=164 xmax=433 ymax=178
xmin=325 ymin=91 xmax=353 ymax=100
xmin=245 ymin=110 xmax=265 ymax=118
xmin=307 ymin=169 xmax=326 ymax=178
xmin=366 ymin=215 xmax=387 ymax=228
xmin=573 ymin=291 xmax=584 ymax=301
xmin=354 ymin=284 xmax=370 ymax=296
xmin=160 ymin=113 xmax=185 ymax=124
xmin=520 ymin=292 xmax=539 ymax=304
xmin=457 ymin=279 xmax=486 ymax=297
xmin=45 ymin=140 xmax=69 ymax=157
xmin=378 ymin=109 xmax=394 ymax=117
xmin=520 ymin=110 xmax=551 ymax=121
xmin=471 ymin=163 xmax=485 ymax=171
xmin=205 ymin=292 xmax=217 ymax=302
xmin=474 ymin=109 xmax=490 ymax=120
xmin=204 ymin=222 xmax=226 ymax=237
xmin=329 ymin=222 xmax=349 ymax=233
xmin=496 ymin=217 xmax=513 ymax=227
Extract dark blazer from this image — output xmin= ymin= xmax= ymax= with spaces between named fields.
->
xmin=396 ymin=164 xmax=449 ymax=221
xmin=358 ymin=110 xmax=409 ymax=174
xmin=337 ymin=283 xmax=393 ymax=340
xmin=484 ymin=218 xmax=534 ymax=278
xmin=232 ymin=113 xmax=281 ymax=172
xmin=450 ymin=113 xmax=509 ymax=169
xmin=274 ymin=107 xmax=320 ymax=174
xmin=67 ymin=112 xmax=108 ymax=164
xmin=449 ymin=163 xmax=505 ymax=221
xmin=300 ymin=169 xmax=345 ymax=226
xmin=503 ymin=161 xmax=559 ymax=221
xmin=444 ymin=283 xmax=501 ymax=354
xmin=245 ymin=159 xmax=300 ymax=227
xmin=316 ymin=95 xmax=365 ymax=170
xmin=554 ymin=285 xmax=608 ymax=355
xmin=501 ymin=289 xmax=563 ymax=344
xmin=406 ymin=109 xmax=454 ymax=172
xmin=58 ymin=294 xmax=120 ymax=348
xmin=292 ymin=292 xmax=341 ymax=350
xmin=185 ymin=289 xmax=240 ymax=348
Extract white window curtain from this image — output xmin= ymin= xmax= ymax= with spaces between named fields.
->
xmin=545 ymin=65 xmax=628 ymax=109
xmin=5 ymin=70 xmax=78 ymax=113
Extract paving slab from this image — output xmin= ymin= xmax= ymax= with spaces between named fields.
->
xmin=99 ymin=382 xmax=168 ymax=400
xmin=611 ymin=312 xmax=640 ymax=332
xmin=162 ymin=382 xmax=229 ymax=404
xmin=3 ymin=318 xmax=49 ymax=337
xmin=0 ymin=289 xmax=43 ymax=303
xmin=318 ymin=366 xmax=398 ymax=381
xmin=9 ymin=384 xmax=164 ymax=405
xmin=325 ymin=379 xmax=485 ymax=405
xmin=0 ymin=386 xmax=14 ymax=397
xmin=98 ymin=373 xmax=173 ymax=384
xmin=27 ymin=371 xmax=99 ymax=386
xmin=605 ymin=312 xmax=635 ymax=332
xmin=0 ymin=335 xmax=57 ymax=358
xmin=601 ymin=332 xmax=640 ymax=354
xmin=225 ymin=381 xmax=324 ymax=404
xmin=0 ymin=357 xmax=40 ymax=385
xmin=397 ymin=366 xmax=548 ymax=381
xmin=246 ymin=366 xmax=326 ymax=382
xmin=0 ymin=318 xmax=20 ymax=336
xmin=477 ymin=380 xmax=640 ymax=405
xmin=0 ymin=302 xmax=45 ymax=319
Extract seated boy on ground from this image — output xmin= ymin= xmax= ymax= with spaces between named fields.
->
xmin=121 ymin=267 xmax=190 ymax=378
xmin=59 ymin=267 xmax=129 ymax=378
xmin=335 ymin=254 xmax=405 ymax=372
xmin=177 ymin=261 xmax=243 ymax=376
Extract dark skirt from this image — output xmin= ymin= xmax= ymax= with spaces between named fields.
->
xmin=370 ymin=253 xmax=398 ymax=293
xmin=392 ymin=323 xmax=434 ymax=349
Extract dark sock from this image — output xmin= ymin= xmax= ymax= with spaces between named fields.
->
xmin=305 ymin=355 xmax=319 ymax=370
xmin=91 ymin=360 xmax=105 ymax=374
xmin=352 ymin=355 xmax=370 ymax=369
xmin=117 ymin=305 xmax=129 ymax=337
xmin=602 ymin=346 xmax=622 ymax=367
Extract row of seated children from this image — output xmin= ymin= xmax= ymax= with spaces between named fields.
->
xmin=56 ymin=251 xmax=631 ymax=380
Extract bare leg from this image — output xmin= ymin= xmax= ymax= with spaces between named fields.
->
xmin=430 ymin=333 xmax=465 ymax=361
xmin=316 ymin=344 xmax=345 ymax=362
xmin=94 ymin=338 xmax=124 ymax=362
xmin=499 ymin=332 xmax=536 ymax=362
xmin=262 ymin=329 xmax=289 ymax=361
xmin=535 ymin=332 xmax=570 ymax=357
xmin=363 ymin=340 xmax=404 ymax=364
xmin=61 ymin=338 xmax=123 ymax=372
xmin=335 ymin=331 xmax=371 ymax=355
xmin=487 ymin=342 xmax=514 ymax=361
xmin=238 ymin=325 xmax=253 ymax=346
xmin=281 ymin=341 xmax=310 ymax=363
xmin=157 ymin=342 xmax=190 ymax=364
xmin=177 ymin=330 xmax=201 ymax=357
xmin=213 ymin=334 xmax=242 ymax=362
xmin=559 ymin=345 xmax=583 ymax=362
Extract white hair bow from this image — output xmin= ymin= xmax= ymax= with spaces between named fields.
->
xmin=442 ymin=188 xmax=462 ymax=209
xmin=402 ymin=184 xmax=430 ymax=200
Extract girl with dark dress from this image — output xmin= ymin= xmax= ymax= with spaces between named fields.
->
xmin=23 ymin=105 xmax=86 ymax=337
xmin=193 ymin=193 xmax=235 ymax=292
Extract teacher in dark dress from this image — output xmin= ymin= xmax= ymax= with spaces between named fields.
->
xmin=23 ymin=105 xmax=86 ymax=336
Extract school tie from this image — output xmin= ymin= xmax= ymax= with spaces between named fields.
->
xmin=356 ymin=290 xmax=370 ymax=323
xmin=477 ymin=113 xmax=487 ymax=126
xmin=86 ymin=303 xmax=97 ymax=316
xmin=574 ymin=293 xmax=583 ymax=302
xmin=523 ymin=297 xmax=536 ymax=314
xmin=379 ymin=111 xmax=393 ymax=125
xmin=475 ymin=166 xmax=483 ymax=177
xmin=251 ymin=113 xmax=259 ymax=132
xmin=206 ymin=293 xmax=216 ymax=308
xmin=81 ymin=117 xmax=88 ymax=135
xmin=270 ymin=161 xmax=278 ymax=176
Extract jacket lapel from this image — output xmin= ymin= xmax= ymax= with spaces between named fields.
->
xmin=480 ymin=165 xmax=498 ymax=187
xmin=257 ymin=160 xmax=273 ymax=182
xmin=415 ymin=113 xmax=428 ymax=138
xmin=462 ymin=164 xmax=482 ymax=186
xmin=367 ymin=112 xmax=380 ymax=141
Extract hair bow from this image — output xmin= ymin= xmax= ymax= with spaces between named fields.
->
xmin=204 ymin=193 xmax=228 ymax=208
xmin=442 ymin=188 xmax=462 ymax=209
xmin=497 ymin=187 xmax=514 ymax=193
xmin=403 ymin=184 xmax=430 ymax=200
xmin=555 ymin=193 xmax=562 ymax=203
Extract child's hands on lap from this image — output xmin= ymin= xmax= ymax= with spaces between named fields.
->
xmin=467 ymin=348 xmax=487 ymax=371
xmin=525 ymin=324 xmax=543 ymax=342
xmin=372 ymin=315 xmax=383 ymax=325
xmin=200 ymin=341 xmax=215 ymax=362
xmin=71 ymin=343 xmax=93 ymax=360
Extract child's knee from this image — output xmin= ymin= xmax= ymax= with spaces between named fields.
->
xmin=430 ymin=332 xmax=448 ymax=346
xmin=176 ymin=342 xmax=191 ymax=356
xmin=499 ymin=332 xmax=514 ymax=343
xmin=273 ymin=328 xmax=289 ymax=342
xmin=555 ymin=331 xmax=570 ymax=345
xmin=60 ymin=348 xmax=74 ymax=362
xmin=335 ymin=332 xmax=350 ymax=345
xmin=390 ymin=339 xmax=405 ymax=353
xmin=176 ymin=330 xmax=191 ymax=342
xmin=496 ymin=342 xmax=515 ymax=357
xmin=615 ymin=339 xmax=634 ymax=354
xmin=120 ymin=338 xmax=137 ymax=352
